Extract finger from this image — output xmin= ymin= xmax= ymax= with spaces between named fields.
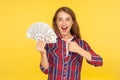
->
xmin=68 ymin=42 xmax=73 ymax=50
xmin=38 ymin=40 xmax=45 ymax=49
xmin=40 ymin=41 xmax=44 ymax=48
xmin=36 ymin=40 xmax=40 ymax=48
xmin=39 ymin=40 xmax=43 ymax=48
xmin=41 ymin=41 xmax=46 ymax=49
xmin=36 ymin=40 xmax=43 ymax=49
xmin=68 ymin=42 xmax=71 ymax=50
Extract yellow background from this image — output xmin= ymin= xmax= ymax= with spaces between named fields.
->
xmin=0 ymin=0 xmax=120 ymax=80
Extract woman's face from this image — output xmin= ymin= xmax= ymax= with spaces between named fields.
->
xmin=56 ymin=11 xmax=73 ymax=36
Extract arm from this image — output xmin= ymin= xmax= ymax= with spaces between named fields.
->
xmin=76 ymin=46 xmax=92 ymax=61
xmin=36 ymin=40 xmax=49 ymax=74
xmin=83 ymin=40 xmax=103 ymax=67
xmin=68 ymin=40 xmax=103 ymax=67
xmin=68 ymin=41 xmax=92 ymax=61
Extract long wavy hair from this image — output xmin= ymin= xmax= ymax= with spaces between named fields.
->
xmin=52 ymin=7 xmax=81 ymax=39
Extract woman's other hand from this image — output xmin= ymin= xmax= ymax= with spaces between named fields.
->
xmin=36 ymin=40 xmax=46 ymax=54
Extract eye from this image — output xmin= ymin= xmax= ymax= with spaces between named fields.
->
xmin=58 ymin=19 xmax=62 ymax=21
xmin=66 ymin=18 xmax=70 ymax=21
xmin=66 ymin=17 xmax=72 ymax=21
xmin=57 ymin=18 xmax=62 ymax=21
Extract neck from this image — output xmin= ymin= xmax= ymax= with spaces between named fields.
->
xmin=61 ymin=34 xmax=73 ymax=41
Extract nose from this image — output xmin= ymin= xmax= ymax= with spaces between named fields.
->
xmin=62 ymin=20 xmax=66 ymax=26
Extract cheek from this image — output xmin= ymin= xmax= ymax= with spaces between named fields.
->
xmin=68 ymin=26 xmax=72 ymax=31
xmin=68 ymin=20 xmax=73 ymax=25
xmin=56 ymin=21 xmax=61 ymax=27
xmin=57 ymin=25 xmax=61 ymax=31
xmin=68 ymin=22 xmax=73 ymax=28
xmin=58 ymin=26 xmax=61 ymax=30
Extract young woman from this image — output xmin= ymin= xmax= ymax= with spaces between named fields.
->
xmin=36 ymin=7 xmax=103 ymax=80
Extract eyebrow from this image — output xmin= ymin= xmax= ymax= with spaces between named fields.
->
xmin=57 ymin=17 xmax=72 ymax=18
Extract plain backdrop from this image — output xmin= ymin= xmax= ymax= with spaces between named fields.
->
xmin=0 ymin=0 xmax=120 ymax=80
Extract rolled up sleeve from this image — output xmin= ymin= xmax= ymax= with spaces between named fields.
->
xmin=40 ymin=44 xmax=49 ymax=74
xmin=83 ymin=40 xmax=103 ymax=67
xmin=40 ymin=64 xmax=49 ymax=74
xmin=87 ymin=55 xmax=103 ymax=67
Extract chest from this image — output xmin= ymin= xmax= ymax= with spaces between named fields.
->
xmin=48 ymin=39 xmax=82 ymax=62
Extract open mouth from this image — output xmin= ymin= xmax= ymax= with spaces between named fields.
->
xmin=61 ymin=26 xmax=68 ymax=31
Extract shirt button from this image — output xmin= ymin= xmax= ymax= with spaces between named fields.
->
xmin=64 ymin=69 xmax=66 ymax=72
xmin=63 ymin=77 xmax=66 ymax=80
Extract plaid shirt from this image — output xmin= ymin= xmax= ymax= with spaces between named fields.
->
xmin=40 ymin=34 xmax=103 ymax=80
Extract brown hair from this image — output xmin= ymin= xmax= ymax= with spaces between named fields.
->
xmin=52 ymin=7 xmax=81 ymax=39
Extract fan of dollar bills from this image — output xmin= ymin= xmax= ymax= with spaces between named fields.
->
xmin=26 ymin=22 xmax=57 ymax=43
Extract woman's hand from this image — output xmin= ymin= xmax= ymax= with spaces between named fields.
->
xmin=68 ymin=41 xmax=80 ymax=53
xmin=36 ymin=40 xmax=46 ymax=54
xmin=36 ymin=40 xmax=49 ymax=69
xmin=68 ymin=41 xmax=92 ymax=61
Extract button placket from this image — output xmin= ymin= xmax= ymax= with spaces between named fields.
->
xmin=63 ymin=56 xmax=70 ymax=80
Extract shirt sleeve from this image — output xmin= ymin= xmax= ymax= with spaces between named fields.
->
xmin=40 ymin=63 xmax=49 ymax=74
xmin=83 ymin=40 xmax=103 ymax=67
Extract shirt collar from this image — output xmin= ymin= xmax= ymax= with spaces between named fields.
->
xmin=56 ymin=33 xmax=77 ymax=40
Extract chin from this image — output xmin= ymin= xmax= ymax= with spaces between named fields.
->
xmin=60 ymin=30 xmax=68 ymax=36
xmin=61 ymin=33 xmax=68 ymax=36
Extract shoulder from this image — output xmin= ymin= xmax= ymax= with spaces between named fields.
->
xmin=76 ymin=39 xmax=90 ymax=49
xmin=76 ymin=39 xmax=87 ymax=45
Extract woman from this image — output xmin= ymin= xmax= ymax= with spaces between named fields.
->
xmin=36 ymin=7 xmax=103 ymax=80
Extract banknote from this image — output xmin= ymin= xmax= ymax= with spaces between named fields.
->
xmin=26 ymin=22 xmax=57 ymax=43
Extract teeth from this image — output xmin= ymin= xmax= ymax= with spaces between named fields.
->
xmin=61 ymin=26 xmax=67 ymax=29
